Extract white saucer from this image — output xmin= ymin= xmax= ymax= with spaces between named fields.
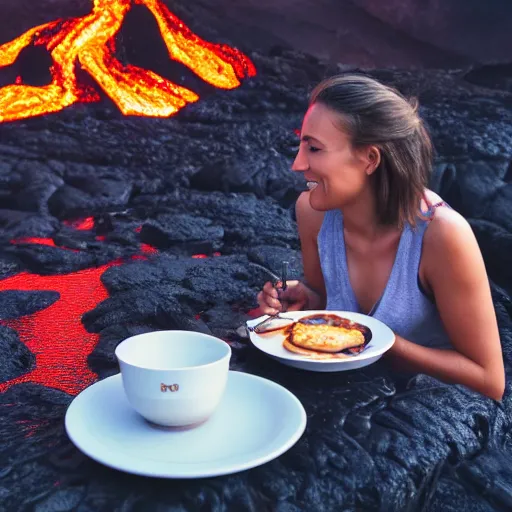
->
xmin=247 ymin=310 xmax=395 ymax=372
xmin=65 ymin=371 xmax=307 ymax=478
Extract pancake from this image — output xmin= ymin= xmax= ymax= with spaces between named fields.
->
xmin=289 ymin=321 xmax=364 ymax=352
xmin=282 ymin=338 xmax=351 ymax=359
xmin=285 ymin=313 xmax=372 ymax=357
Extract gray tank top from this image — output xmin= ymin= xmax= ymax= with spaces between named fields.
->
xmin=317 ymin=203 xmax=452 ymax=349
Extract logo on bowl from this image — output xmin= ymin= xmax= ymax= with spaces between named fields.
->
xmin=161 ymin=383 xmax=180 ymax=393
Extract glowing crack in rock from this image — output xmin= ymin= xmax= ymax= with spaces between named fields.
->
xmin=0 ymin=0 xmax=256 ymax=123
xmin=0 ymin=262 xmax=119 ymax=395
xmin=0 ymin=227 xmax=158 ymax=395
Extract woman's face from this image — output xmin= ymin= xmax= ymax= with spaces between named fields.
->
xmin=292 ymin=102 xmax=374 ymax=211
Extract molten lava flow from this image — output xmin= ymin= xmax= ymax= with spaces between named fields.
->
xmin=0 ymin=262 xmax=120 ymax=395
xmin=0 ymin=0 xmax=256 ymax=122
xmin=10 ymin=237 xmax=57 ymax=247
xmin=63 ymin=216 xmax=95 ymax=230
xmin=140 ymin=243 xmax=158 ymax=254
xmin=0 ymin=226 xmax=159 ymax=395
xmin=192 ymin=252 xmax=221 ymax=259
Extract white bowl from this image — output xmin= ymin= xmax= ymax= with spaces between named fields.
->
xmin=115 ymin=330 xmax=231 ymax=427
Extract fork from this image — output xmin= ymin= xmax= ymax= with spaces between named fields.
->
xmin=248 ymin=261 xmax=293 ymax=333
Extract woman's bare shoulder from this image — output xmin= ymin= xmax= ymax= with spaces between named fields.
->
xmin=424 ymin=204 xmax=473 ymax=249
xmin=423 ymin=202 xmax=483 ymax=282
xmin=421 ymin=188 xmax=470 ymax=247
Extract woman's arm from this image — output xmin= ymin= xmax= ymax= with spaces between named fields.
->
xmin=256 ymin=192 xmax=326 ymax=314
xmin=386 ymin=208 xmax=505 ymax=400
xmin=295 ymin=191 xmax=327 ymax=309
xmin=387 ymin=335 xmax=504 ymax=400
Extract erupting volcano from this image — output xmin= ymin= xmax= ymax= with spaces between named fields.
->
xmin=0 ymin=0 xmax=256 ymax=123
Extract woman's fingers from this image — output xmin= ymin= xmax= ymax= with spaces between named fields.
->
xmin=257 ymin=290 xmax=280 ymax=315
xmin=263 ymin=281 xmax=278 ymax=298
xmin=278 ymin=281 xmax=304 ymax=300
xmin=257 ymin=280 xmax=308 ymax=316
xmin=286 ymin=297 xmax=306 ymax=311
xmin=262 ymin=281 xmax=282 ymax=312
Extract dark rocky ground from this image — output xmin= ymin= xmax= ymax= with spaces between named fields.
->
xmin=1 ymin=10 xmax=512 ymax=511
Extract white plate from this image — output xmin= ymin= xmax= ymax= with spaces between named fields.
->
xmin=65 ymin=371 xmax=306 ymax=478
xmin=246 ymin=310 xmax=395 ymax=372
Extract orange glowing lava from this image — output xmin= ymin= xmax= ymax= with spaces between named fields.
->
xmin=0 ymin=0 xmax=256 ymax=123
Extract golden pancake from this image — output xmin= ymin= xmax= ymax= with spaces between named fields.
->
xmin=289 ymin=321 xmax=365 ymax=352
xmin=282 ymin=338 xmax=351 ymax=359
xmin=285 ymin=313 xmax=371 ymax=357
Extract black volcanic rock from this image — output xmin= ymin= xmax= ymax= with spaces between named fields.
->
xmin=464 ymin=63 xmax=512 ymax=93
xmin=189 ymin=147 xmax=305 ymax=207
xmin=0 ymin=6 xmax=502 ymax=511
xmin=441 ymin=161 xmax=508 ymax=218
xmin=0 ymin=210 xmax=58 ymax=239
xmin=0 ymin=325 xmax=35 ymax=382
xmin=13 ymin=44 xmax=53 ymax=86
xmin=1 ymin=162 xmax=63 ymax=214
xmin=469 ymin=220 xmax=512 ymax=295
xmin=0 ymin=253 xmax=20 ymax=278
xmin=140 ymin=213 xmax=224 ymax=253
xmin=8 ymin=243 xmax=100 ymax=275
xmin=0 ymin=290 xmax=59 ymax=319
xmin=48 ymin=178 xmax=133 ymax=219
xmin=485 ymin=186 xmax=512 ymax=231
xmin=133 ymin=190 xmax=301 ymax=251
xmin=248 ymin=245 xmax=304 ymax=282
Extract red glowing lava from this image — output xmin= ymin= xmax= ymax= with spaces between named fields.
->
xmin=0 ymin=226 xmax=158 ymax=395
xmin=64 ymin=216 xmax=95 ymax=230
xmin=0 ymin=261 xmax=120 ymax=395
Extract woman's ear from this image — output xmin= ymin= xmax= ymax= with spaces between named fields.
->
xmin=366 ymin=146 xmax=381 ymax=175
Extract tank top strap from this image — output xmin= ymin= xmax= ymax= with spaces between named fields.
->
xmin=423 ymin=200 xmax=451 ymax=221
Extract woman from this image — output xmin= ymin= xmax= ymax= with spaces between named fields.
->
xmin=257 ymin=74 xmax=505 ymax=400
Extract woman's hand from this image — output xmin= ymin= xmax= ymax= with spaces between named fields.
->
xmin=257 ymin=280 xmax=315 ymax=315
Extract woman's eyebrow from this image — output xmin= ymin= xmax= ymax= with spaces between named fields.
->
xmin=301 ymin=135 xmax=324 ymax=145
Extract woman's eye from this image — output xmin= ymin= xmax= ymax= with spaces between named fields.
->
xmin=308 ymin=146 xmax=320 ymax=153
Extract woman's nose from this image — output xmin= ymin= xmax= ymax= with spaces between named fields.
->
xmin=291 ymin=146 xmax=308 ymax=172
